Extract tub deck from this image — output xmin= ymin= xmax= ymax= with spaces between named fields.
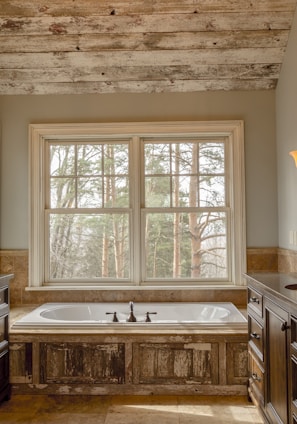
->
xmin=10 ymin=302 xmax=247 ymax=334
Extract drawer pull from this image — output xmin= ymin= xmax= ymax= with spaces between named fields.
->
xmin=281 ymin=322 xmax=290 ymax=332
xmin=249 ymin=297 xmax=260 ymax=304
xmin=250 ymin=332 xmax=260 ymax=339
xmin=251 ymin=373 xmax=261 ymax=382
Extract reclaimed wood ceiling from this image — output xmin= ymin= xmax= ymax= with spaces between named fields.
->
xmin=0 ymin=0 xmax=296 ymax=95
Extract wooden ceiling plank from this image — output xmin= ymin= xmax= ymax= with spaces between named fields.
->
xmin=0 ymin=12 xmax=294 ymax=36
xmin=0 ymin=78 xmax=277 ymax=95
xmin=0 ymin=30 xmax=290 ymax=53
xmin=0 ymin=48 xmax=286 ymax=69
xmin=0 ymin=63 xmax=281 ymax=83
xmin=0 ymin=0 xmax=296 ymax=16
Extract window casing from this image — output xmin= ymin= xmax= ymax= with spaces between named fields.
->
xmin=29 ymin=121 xmax=246 ymax=288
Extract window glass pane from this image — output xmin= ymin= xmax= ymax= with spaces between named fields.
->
xmin=145 ymin=212 xmax=227 ymax=280
xmin=104 ymin=144 xmax=129 ymax=175
xmin=77 ymin=144 xmax=102 ymax=175
xmin=172 ymin=142 xmax=194 ymax=174
xmin=103 ymin=176 xmax=129 ymax=208
xmin=144 ymin=144 xmax=171 ymax=174
xmin=199 ymin=175 xmax=225 ymax=207
xmin=77 ymin=177 xmax=103 ymax=208
xmin=50 ymin=178 xmax=76 ymax=208
xmin=199 ymin=143 xmax=225 ymax=174
xmin=50 ymin=145 xmax=75 ymax=176
xmin=49 ymin=214 xmax=130 ymax=280
xmin=145 ymin=176 xmax=171 ymax=207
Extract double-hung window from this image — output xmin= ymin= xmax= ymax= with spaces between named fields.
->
xmin=29 ymin=121 xmax=246 ymax=287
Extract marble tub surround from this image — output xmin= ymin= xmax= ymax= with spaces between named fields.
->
xmin=0 ymin=395 xmax=264 ymax=424
xmin=278 ymin=248 xmax=297 ymax=273
xmin=0 ymin=249 xmax=247 ymax=307
xmin=246 ymin=247 xmax=278 ymax=273
xmin=2 ymin=246 xmax=295 ymax=307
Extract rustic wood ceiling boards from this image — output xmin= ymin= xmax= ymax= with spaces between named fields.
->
xmin=0 ymin=0 xmax=296 ymax=95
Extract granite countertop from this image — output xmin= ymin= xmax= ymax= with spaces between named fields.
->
xmin=245 ymin=272 xmax=297 ymax=306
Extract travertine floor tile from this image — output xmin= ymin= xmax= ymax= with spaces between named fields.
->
xmin=105 ymin=404 xmax=179 ymax=424
xmin=30 ymin=413 xmax=106 ymax=424
xmin=0 ymin=394 xmax=264 ymax=424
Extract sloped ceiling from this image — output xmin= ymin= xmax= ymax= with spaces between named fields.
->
xmin=0 ymin=0 xmax=296 ymax=95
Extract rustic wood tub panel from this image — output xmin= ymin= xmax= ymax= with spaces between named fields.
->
xmin=9 ymin=332 xmax=248 ymax=396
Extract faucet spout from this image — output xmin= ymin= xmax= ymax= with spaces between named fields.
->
xmin=127 ymin=301 xmax=136 ymax=322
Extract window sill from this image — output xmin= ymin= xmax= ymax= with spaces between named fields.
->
xmin=25 ymin=284 xmax=246 ymax=291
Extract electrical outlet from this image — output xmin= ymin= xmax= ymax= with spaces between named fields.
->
xmin=289 ymin=230 xmax=297 ymax=245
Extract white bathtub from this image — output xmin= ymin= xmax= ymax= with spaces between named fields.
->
xmin=12 ymin=302 xmax=247 ymax=333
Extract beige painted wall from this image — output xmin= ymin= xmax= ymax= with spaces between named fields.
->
xmin=0 ymin=90 xmax=277 ymax=249
xmin=276 ymin=6 xmax=297 ymax=250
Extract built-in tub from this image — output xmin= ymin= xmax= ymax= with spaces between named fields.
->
xmin=9 ymin=302 xmax=248 ymax=396
xmin=12 ymin=302 xmax=247 ymax=333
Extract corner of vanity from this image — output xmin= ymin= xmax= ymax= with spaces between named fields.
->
xmin=245 ymin=272 xmax=297 ymax=424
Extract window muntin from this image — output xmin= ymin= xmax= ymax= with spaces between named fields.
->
xmin=29 ymin=121 xmax=246 ymax=287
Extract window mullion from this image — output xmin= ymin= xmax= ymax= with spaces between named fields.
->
xmin=132 ymin=136 xmax=141 ymax=285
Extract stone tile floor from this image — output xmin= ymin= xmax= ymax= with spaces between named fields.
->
xmin=0 ymin=395 xmax=264 ymax=424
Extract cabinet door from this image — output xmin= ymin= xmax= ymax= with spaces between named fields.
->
xmin=265 ymin=298 xmax=290 ymax=424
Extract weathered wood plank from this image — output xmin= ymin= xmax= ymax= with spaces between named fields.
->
xmin=0 ymin=13 xmax=294 ymax=35
xmin=226 ymin=342 xmax=248 ymax=385
xmin=11 ymin=382 xmax=248 ymax=396
xmin=0 ymin=30 xmax=289 ymax=53
xmin=0 ymin=1 xmax=295 ymax=94
xmin=0 ymin=48 xmax=286 ymax=69
xmin=9 ymin=343 xmax=32 ymax=383
xmin=0 ymin=64 xmax=281 ymax=83
xmin=0 ymin=0 xmax=296 ymax=17
xmin=0 ymin=78 xmax=277 ymax=95
xmin=40 ymin=342 xmax=126 ymax=384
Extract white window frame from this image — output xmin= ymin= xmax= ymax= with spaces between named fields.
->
xmin=29 ymin=121 xmax=246 ymax=288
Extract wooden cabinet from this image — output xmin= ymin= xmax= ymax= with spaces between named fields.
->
xmin=246 ymin=273 xmax=297 ymax=424
xmin=247 ymin=284 xmax=265 ymax=411
xmin=265 ymin=298 xmax=289 ymax=424
xmin=0 ymin=274 xmax=13 ymax=403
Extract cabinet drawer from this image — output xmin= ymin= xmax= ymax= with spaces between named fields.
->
xmin=248 ymin=316 xmax=264 ymax=360
xmin=0 ymin=315 xmax=8 ymax=344
xmin=249 ymin=352 xmax=264 ymax=402
xmin=0 ymin=349 xmax=9 ymax=392
xmin=0 ymin=287 xmax=8 ymax=306
xmin=248 ymin=287 xmax=263 ymax=317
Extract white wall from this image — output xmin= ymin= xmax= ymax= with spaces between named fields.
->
xmin=0 ymin=90 xmax=277 ymax=249
xmin=276 ymin=6 xmax=297 ymax=249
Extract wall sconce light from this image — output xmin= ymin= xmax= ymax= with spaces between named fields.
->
xmin=290 ymin=151 xmax=297 ymax=167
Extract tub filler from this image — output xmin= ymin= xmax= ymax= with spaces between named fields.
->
xmin=10 ymin=302 xmax=248 ymax=396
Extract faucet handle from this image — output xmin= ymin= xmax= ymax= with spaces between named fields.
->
xmin=145 ymin=312 xmax=157 ymax=322
xmin=106 ymin=312 xmax=119 ymax=322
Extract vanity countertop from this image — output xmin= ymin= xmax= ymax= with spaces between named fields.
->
xmin=0 ymin=274 xmax=14 ymax=282
xmin=245 ymin=272 xmax=297 ymax=307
